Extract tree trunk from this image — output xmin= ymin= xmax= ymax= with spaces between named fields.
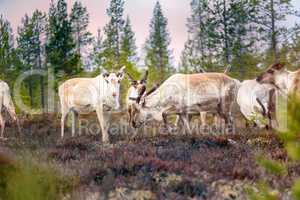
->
xmin=37 ymin=39 xmax=45 ymax=113
xmin=223 ymin=0 xmax=230 ymax=64
xmin=270 ymin=0 xmax=278 ymax=60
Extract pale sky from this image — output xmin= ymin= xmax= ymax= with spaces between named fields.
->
xmin=0 ymin=0 xmax=300 ymax=65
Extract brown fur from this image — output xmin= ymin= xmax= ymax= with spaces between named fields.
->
xmin=178 ymin=73 xmax=234 ymax=90
xmin=271 ymin=63 xmax=285 ymax=71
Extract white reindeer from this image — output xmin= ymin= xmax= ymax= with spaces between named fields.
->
xmin=237 ymin=79 xmax=276 ymax=128
xmin=126 ymin=71 xmax=230 ymax=130
xmin=128 ymin=73 xmax=239 ymax=134
xmin=0 ymin=80 xmax=20 ymax=138
xmin=58 ymin=67 xmax=125 ymax=143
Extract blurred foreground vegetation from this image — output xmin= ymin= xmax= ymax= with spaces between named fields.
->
xmin=247 ymin=95 xmax=300 ymax=200
xmin=0 ymin=154 xmax=76 ymax=200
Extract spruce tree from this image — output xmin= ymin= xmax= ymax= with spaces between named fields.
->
xmin=70 ymin=1 xmax=92 ymax=57
xmin=180 ymin=38 xmax=206 ymax=73
xmin=32 ymin=10 xmax=47 ymax=111
xmin=256 ymin=0 xmax=294 ymax=60
xmin=0 ymin=15 xmax=14 ymax=76
xmin=102 ymin=0 xmax=125 ymax=70
xmin=180 ymin=0 xmax=216 ymax=72
xmin=46 ymin=0 xmax=79 ymax=77
xmin=120 ymin=16 xmax=138 ymax=67
xmin=17 ymin=14 xmax=35 ymax=107
xmin=145 ymin=1 xmax=172 ymax=81
xmin=92 ymin=29 xmax=104 ymax=69
xmin=17 ymin=10 xmax=47 ymax=108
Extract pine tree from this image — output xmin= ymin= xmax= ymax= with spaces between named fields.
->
xmin=17 ymin=10 xmax=47 ymax=109
xmin=145 ymin=1 xmax=172 ymax=81
xmin=92 ymin=29 xmax=104 ymax=70
xmin=256 ymin=0 xmax=294 ymax=60
xmin=102 ymin=0 xmax=125 ymax=70
xmin=32 ymin=10 xmax=47 ymax=111
xmin=120 ymin=16 xmax=138 ymax=67
xmin=17 ymin=14 xmax=35 ymax=107
xmin=180 ymin=38 xmax=206 ymax=73
xmin=46 ymin=0 xmax=79 ymax=77
xmin=0 ymin=15 xmax=14 ymax=76
xmin=70 ymin=1 xmax=92 ymax=57
xmin=180 ymin=0 xmax=216 ymax=72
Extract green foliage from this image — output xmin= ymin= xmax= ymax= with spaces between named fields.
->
xmin=0 ymin=155 xmax=76 ymax=200
xmin=101 ymin=0 xmax=125 ymax=70
xmin=257 ymin=0 xmax=294 ymax=58
xmin=16 ymin=10 xmax=47 ymax=109
xmin=120 ymin=16 xmax=138 ymax=68
xmin=246 ymin=182 xmax=279 ymax=200
xmin=292 ymin=179 xmax=300 ymax=199
xmin=145 ymin=1 xmax=172 ymax=81
xmin=0 ymin=15 xmax=15 ymax=78
xmin=70 ymin=0 xmax=92 ymax=58
xmin=92 ymin=29 xmax=104 ymax=69
xmin=46 ymin=0 xmax=80 ymax=77
xmin=250 ymin=95 xmax=300 ymax=199
xmin=256 ymin=156 xmax=287 ymax=176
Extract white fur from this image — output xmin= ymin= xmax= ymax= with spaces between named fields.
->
xmin=131 ymin=73 xmax=239 ymax=133
xmin=58 ymin=68 xmax=125 ymax=142
xmin=0 ymin=80 xmax=19 ymax=138
xmin=237 ymin=80 xmax=274 ymax=128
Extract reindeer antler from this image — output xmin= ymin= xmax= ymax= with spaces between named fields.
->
xmin=224 ymin=65 xmax=231 ymax=74
xmin=126 ymin=72 xmax=136 ymax=83
xmin=141 ymin=70 xmax=148 ymax=83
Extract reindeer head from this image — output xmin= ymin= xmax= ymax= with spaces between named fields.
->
xmin=127 ymin=84 xmax=161 ymax=128
xmin=127 ymin=70 xmax=148 ymax=104
xmin=256 ymin=63 xmax=286 ymax=85
xmin=102 ymin=66 xmax=126 ymax=98
xmin=127 ymin=103 xmax=147 ymax=128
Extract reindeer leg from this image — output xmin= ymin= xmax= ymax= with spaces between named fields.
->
xmin=200 ymin=112 xmax=207 ymax=126
xmin=71 ymin=110 xmax=78 ymax=137
xmin=16 ymin=118 xmax=21 ymax=136
xmin=0 ymin=114 xmax=5 ymax=139
xmin=162 ymin=106 xmax=178 ymax=134
xmin=61 ymin=110 xmax=68 ymax=139
xmin=96 ymin=105 xmax=110 ymax=143
xmin=181 ymin=114 xmax=192 ymax=135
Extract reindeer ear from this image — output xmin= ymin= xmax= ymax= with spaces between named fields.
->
xmin=271 ymin=63 xmax=285 ymax=71
xmin=102 ymin=69 xmax=109 ymax=78
xmin=117 ymin=66 xmax=126 ymax=79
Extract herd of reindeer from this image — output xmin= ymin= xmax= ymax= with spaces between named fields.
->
xmin=0 ymin=62 xmax=298 ymax=143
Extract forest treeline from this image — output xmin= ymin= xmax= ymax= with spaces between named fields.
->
xmin=0 ymin=0 xmax=299 ymax=112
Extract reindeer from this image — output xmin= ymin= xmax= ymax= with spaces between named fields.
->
xmin=128 ymin=73 xmax=239 ymax=134
xmin=126 ymin=70 xmax=148 ymax=128
xmin=126 ymin=71 xmax=227 ymax=131
xmin=256 ymin=63 xmax=300 ymax=95
xmin=0 ymin=80 xmax=20 ymax=139
xmin=237 ymin=79 xmax=276 ymax=129
xmin=58 ymin=67 xmax=125 ymax=143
